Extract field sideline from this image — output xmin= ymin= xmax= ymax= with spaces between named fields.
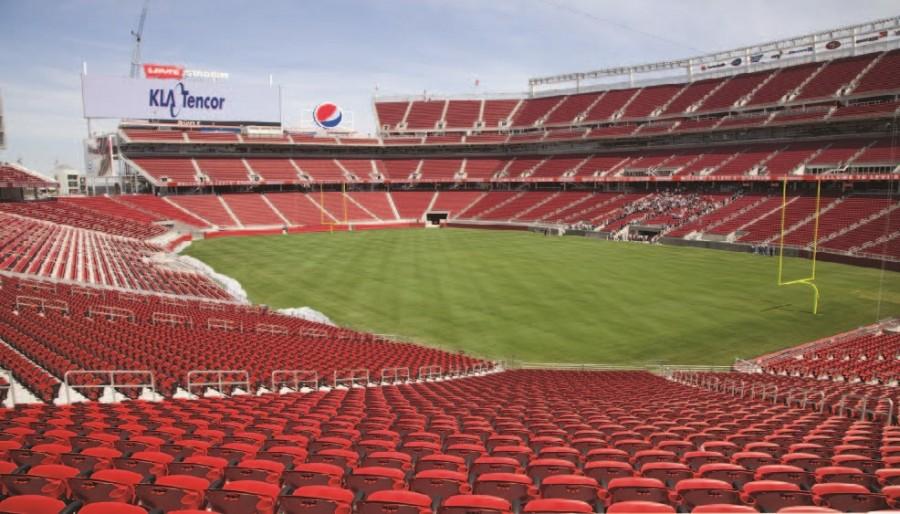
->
xmin=184 ymin=228 xmax=900 ymax=365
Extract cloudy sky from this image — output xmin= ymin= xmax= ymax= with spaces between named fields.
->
xmin=0 ymin=0 xmax=897 ymax=173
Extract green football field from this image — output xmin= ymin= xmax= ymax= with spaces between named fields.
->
xmin=184 ymin=228 xmax=900 ymax=365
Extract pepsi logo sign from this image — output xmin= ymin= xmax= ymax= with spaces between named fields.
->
xmin=313 ymin=102 xmax=343 ymax=129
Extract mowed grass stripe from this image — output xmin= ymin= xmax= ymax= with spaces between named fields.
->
xmin=184 ymin=228 xmax=900 ymax=365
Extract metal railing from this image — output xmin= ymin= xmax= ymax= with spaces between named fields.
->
xmin=64 ymin=370 xmax=155 ymax=404
xmin=380 ymin=367 xmax=410 ymax=384
xmin=333 ymin=369 xmax=369 ymax=388
xmin=0 ymin=371 xmax=15 ymax=406
xmin=723 ymin=378 xmax=746 ymax=397
xmin=207 ymin=318 xmax=242 ymax=332
xmin=15 ymin=295 xmax=69 ymax=315
xmin=186 ymin=370 xmax=250 ymax=397
xmin=418 ymin=365 xmax=442 ymax=381
xmin=838 ymin=393 xmax=896 ymax=424
xmin=151 ymin=312 xmax=193 ymax=327
xmin=733 ymin=358 xmax=763 ymax=373
xmin=256 ymin=323 xmax=289 ymax=335
xmin=516 ymin=362 xmax=652 ymax=371
xmin=87 ymin=305 xmax=135 ymax=322
xmin=271 ymin=370 xmax=318 ymax=392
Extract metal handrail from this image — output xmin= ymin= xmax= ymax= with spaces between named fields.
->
xmin=381 ymin=367 xmax=410 ymax=384
xmin=805 ymin=390 xmax=827 ymax=413
xmin=748 ymin=382 xmax=766 ymax=400
xmin=840 ymin=395 xmax=898 ymax=425
xmin=0 ymin=371 xmax=15 ymax=406
xmin=764 ymin=384 xmax=779 ymax=403
xmin=186 ymin=370 xmax=249 ymax=397
xmin=837 ymin=394 xmax=870 ymax=420
xmin=271 ymin=370 xmax=318 ymax=392
xmin=418 ymin=365 xmax=442 ymax=381
xmin=333 ymin=369 xmax=369 ymax=388
xmin=785 ymin=387 xmax=807 ymax=407
xmin=64 ymin=370 xmax=155 ymax=404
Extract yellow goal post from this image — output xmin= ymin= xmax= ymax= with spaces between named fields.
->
xmin=776 ymin=176 xmax=821 ymax=315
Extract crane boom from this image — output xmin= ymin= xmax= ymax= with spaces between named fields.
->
xmin=129 ymin=0 xmax=149 ymax=78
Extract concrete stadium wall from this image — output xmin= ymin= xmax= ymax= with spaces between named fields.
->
xmin=203 ymin=222 xmax=421 ymax=239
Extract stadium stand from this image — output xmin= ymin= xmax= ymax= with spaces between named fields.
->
xmin=0 ymin=369 xmax=893 ymax=512
xmin=0 ymin=19 xmax=898 ymax=513
xmin=0 ymin=200 xmax=166 ymax=240
xmin=0 ymin=275 xmax=488 ymax=399
xmin=0 ymin=164 xmax=56 ymax=189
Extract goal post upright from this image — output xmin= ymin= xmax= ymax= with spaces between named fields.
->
xmin=319 ymin=182 xmax=349 ymax=233
xmin=776 ymin=176 xmax=821 ymax=315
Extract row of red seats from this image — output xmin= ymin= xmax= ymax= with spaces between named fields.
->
xmin=125 ymin=138 xmax=894 ymax=187
xmin=752 ymin=322 xmax=900 ymax=382
xmin=0 ymin=213 xmax=228 ymax=299
xmin=0 ymin=164 xmax=56 ymax=189
xmin=0 ymin=275 xmax=487 ymax=399
xmin=0 ymin=200 xmax=166 ymax=240
xmin=375 ymin=50 xmax=899 ymax=132
xmin=0 ymin=370 xmax=897 ymax=513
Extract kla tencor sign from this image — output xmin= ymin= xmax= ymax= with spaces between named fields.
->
xmin=82 ymin=74 xmax=280 ymax=123
xmin=149 ymin=82 xmax=226 ymax=118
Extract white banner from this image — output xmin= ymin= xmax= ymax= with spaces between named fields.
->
xmin=82 ymin=75 xmax=281 ymax=123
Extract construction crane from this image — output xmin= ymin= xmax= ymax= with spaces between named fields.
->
xmin=129 ymin=0 xmax=149 ymax=78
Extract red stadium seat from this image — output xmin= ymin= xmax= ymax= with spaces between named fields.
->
xmin=357 ymin=490 xmax=433 ymax=514
xmin=539 ymin=474 xmax=604 ymax=508
xmin=279 ymin=485 xmax=355 ymax=514
xmin=811 ymin=483 xmax=888 ymax=511
xmin=440 ymin=494 xmax=512 ymax=514
xmin=740 ymin=480 xmax=813 ymax=512
xmin=473 ymin=473 xmax=536 ymax=507
xmin=207 ymin=479 xmax=280 ymax=514
xmin=522 ymin=498 xmax=594 ymax=513
xmin=410 ymin=469 xmax=471 ymax=499
xmin=348 ymin=466 xmax=407 ymax=497
xmin=0 ymin=494 xmax=65 ymax=514
xmin=674 ymin=478 xmax=741 ymax=510
xmin=78 ymin=502 xmax=148 ymax=514
xmin=135 ymin=474 xmax=209 ymax=511
xmin=70 ymin=468 xmax=143 ymax=504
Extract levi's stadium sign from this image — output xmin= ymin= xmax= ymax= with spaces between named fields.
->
xmin=81 ymin=74 xmax=280 ymax=123
xmin=143 ymin=63 xmax=230 ymax=81
xmin=143 ymin=63 xmax=184 ymax=79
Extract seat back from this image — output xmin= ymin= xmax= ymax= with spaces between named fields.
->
xmin=356 ymin=490 xmax=432 ymax=514
xmin=539 ymin=475 xmax=601 ymax=507
xmin=70 ymin=476 xmax=136 ymax=504
xmin=473 ymin=474 xmax=535 ymax=506
xmin=283 ymin=463 xmax=345 ymax=489
xmin=279 ymin=486 xmax=354 ymax=514
xmin=606 ymin=477 xmax=669 ymax=505
xmin=0 ymin=494 xmax=66 ymax=514
xmin=135 ymin=474 xmax=208 ymax=511
xmin=207 ymin=480 xmax=279 ymax=514
xmin=410 ymin=470 xmax=470 ymax=501
xmin=348 ymin=467 xmax=406 ymax=498
xmin=439 ymin=494 xmax=512 ymax=514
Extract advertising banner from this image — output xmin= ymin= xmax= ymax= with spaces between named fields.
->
xmin=82 ymin=74 xmax=280 ymax=123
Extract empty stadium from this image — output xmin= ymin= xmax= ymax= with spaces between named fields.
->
xmin=0 ymin=3 xmax=898 ymax=514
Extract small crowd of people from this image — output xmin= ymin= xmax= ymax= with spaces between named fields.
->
xmin=752 ymin=244 xmax=777 ymax=257
xmin=565 ymin=188 xmax=746 ymax=243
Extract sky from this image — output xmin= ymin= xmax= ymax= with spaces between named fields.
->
xmin=0 ymin=0 xmax=897 ymax=174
